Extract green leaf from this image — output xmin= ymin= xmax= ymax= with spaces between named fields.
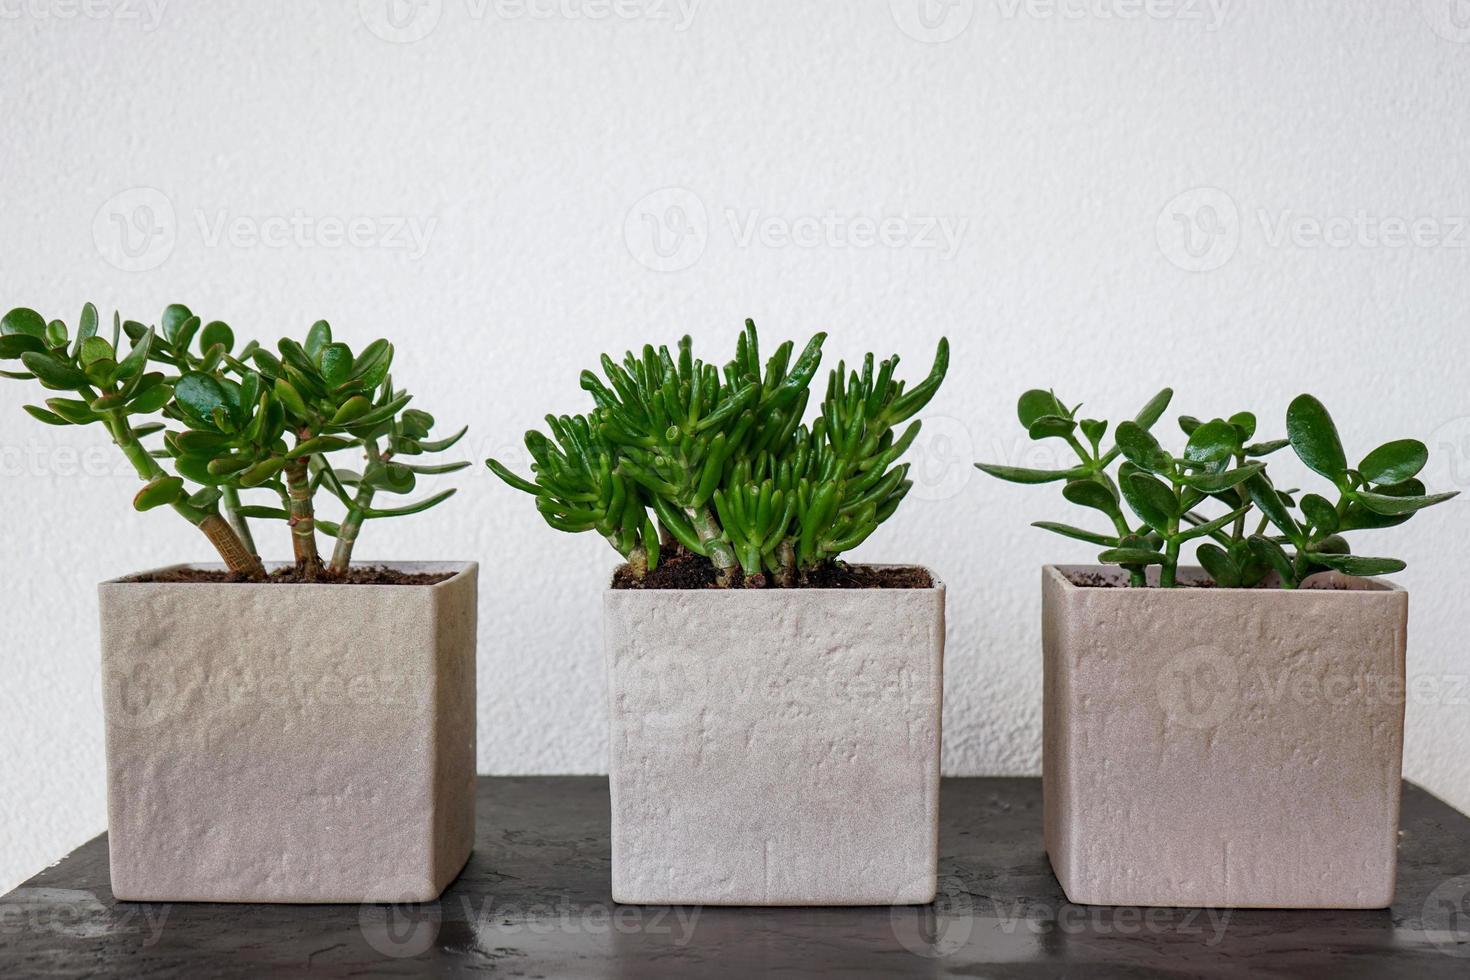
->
xmin=160 ymin=304 xmax=193 ymax=341
xmin=1178 ymin=503 xmax=1252 ymax=542
xmin=975 ymin=462 xmax=1087 ymax=485
xmin=1196 ymin=543 xmax=1240 ymax=587
xmin=1 ymin=308 xmax=46 ymax=339
xmin=362 ymin=487 xmax=456 ymax=518
xmin=240 ymin=457 xmax=286 ymax=487
xmin=1114 ymin=421 xmax=1171 ymax=473
xmin=78 ymin=336 xmax=114 ymax=366
xmin=1308 ymin=553 xmax=1406 ymax=577
xmin=1133 ymin=388 xmax=1173 ymax=430
xmin=1286 ymin=394 xmax=1347 ymax=482
xmin=133 ymin=476 xmax=184 ymax=511
xmin=1228 ymin=412 xmax=1257 ymax=441
xmin=1183 ymin=419 xmax=1240 ymax=465
xmin=1027 ymin=415 xmax=1077 ymax=440
xmin=114 ymin=326 xmax=153 ymax=381
xmin=1299 ymin=493 xmax=1339 ymax=534
xmin=1032 ymin=521 xmax=1117 ymax=547
xmin=23 ymin=404 xmax=70 ymax=425
xmin=1178 ymin=415 xmax=1202 ymax=436
xmin=1358 ymin=439 xmax=1427 ymax=486
xmin=19 ymin=352 xmax=89 ymax=390
xmin=1017 ymin=389 xmax=1066 ymax=429
xmin=292 ymin=435 xmax=354 ymax=456
xmin=74 ymin=303 xmax=99 ymax=353
xmin=330 ymin=395 xmax=373 ymax=425
xmin=1122 ymin=472 xmax=1177 ymax=532
xmin=1247 ymin=535 xmax=1296 ymax=584
xmin=200 ymin=320 xmax=234 ymax=354
xmin=1062 ymin=478 xmax=1118 ymax=514
xmin=1099 ymin=546 xmax=1166 ymax=566
xmin=128 ymin=383 xmax=173 ymax=414
xmin=273 ymin=377 xmax=309 ymax=418
xmin=174 ymin=371 xmax=229 ymax=424
xmin=1178 ymin=462 xmax=1265 ymax=493
xmin=318 ymin=342 xmax=354 ymax=387
xmin=0 ymin=333 xmax=47 ymax=359
xmin=305 ymin=320 xmax=332 ymax=358
xmin=1245 ymin=473 xmax=1301 ymax=541
xmin=416 ymin=426 xmax=468 ymax=453
xmin=1354 ymin=489 xmax=1459 ymax=516
xmin=1078 ymin=418 xmax=1107 ymax=448
xmin=48 ymin=396 xmax=99 ymax=423
xmin=1244 ymin=438 xmax=1290 ymax=457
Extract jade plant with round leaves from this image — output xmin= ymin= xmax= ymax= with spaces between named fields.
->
xmin=489 ymin=320 xmax=950 ymax=587
xmin=977 ymin=388 xmax=1457 ymax=588
xmin=0 ymin=303 xmax=467 ymax=581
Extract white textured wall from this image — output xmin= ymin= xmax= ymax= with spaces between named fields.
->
xmin=3 ymin=0 xmax=1470 ymax=893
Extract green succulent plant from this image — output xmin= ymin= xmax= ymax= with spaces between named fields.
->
xmin=489 ymin=320 xmax=949 ymax=587
xmin=978 ymin=388 xmax=1457 ymax=588
xmin=1 ymin=303 xmax=467 ymax=580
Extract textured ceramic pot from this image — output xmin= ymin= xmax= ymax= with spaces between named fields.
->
xmin=100 ymin=561 xmax=477 ymax=903
xmin=1042 ymin=564 xmax=1407 ymax=909
xmin=604 ymin=567 xmax=945 ymax=906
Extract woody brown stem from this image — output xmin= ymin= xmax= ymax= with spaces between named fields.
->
xmin=200 ymin=513 xmax=266 ymax=578
xmin=284 ymin=458 xmax=323 ymax=580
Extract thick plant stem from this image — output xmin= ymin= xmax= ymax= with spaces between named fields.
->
xmin=772 ymin=540 xmax=796 ymax=588
xmin=221 ymin=487 xmax=257 ymax=559
xmin=200 ymin=513 xmax=262 ymax=575
xmin=106 ymin=413 xmax=264 ymax=579
xmin=284 ymin=458 xmax=323 ymax=579
xmin=686 ymin=506 xmax=738 ymax=586
xmin=331 ymin=485 xmax=374 ymax=574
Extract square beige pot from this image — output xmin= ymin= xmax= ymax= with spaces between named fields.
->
xmin=100 ymin=561 xmax=478 ymax=903
xmin=1043 ymin=564 xmax=1407 ymax=909
xmin=604 ymin=567 xmax=945 ymax=906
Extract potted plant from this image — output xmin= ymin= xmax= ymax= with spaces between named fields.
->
xmin=1 ymin=303 xmax=476 ymax=903
xmin=978 ymin=388 xmax=1456 ymax=908
xmin=489 ymin=320 xmax=950 ymax=905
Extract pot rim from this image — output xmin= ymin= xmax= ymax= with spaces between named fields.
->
xmin=100 ymin=560 xmax=477 ymax=588
xmin=605 ymin=562 xmax=945 ymax=593
xmin=1045 ymin=563 xmax=1404 ymax=594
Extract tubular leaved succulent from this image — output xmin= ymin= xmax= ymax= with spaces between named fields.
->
xmin=977 ymin=388 xmax=1457 ymax=588
xmin=1 ymin=303 xmax=467 ymax=580
xmin=489 ymin=319 xmax=949 ymax=587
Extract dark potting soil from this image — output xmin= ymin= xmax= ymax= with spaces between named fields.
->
xmin=612 ymin=551 xmax=934 ymax=590
xmin=1065 ymin=570 xmax=1366 ymax=590
xmin=125 ymin=566 xmax=455 ymax=586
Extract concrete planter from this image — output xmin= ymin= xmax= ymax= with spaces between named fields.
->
xmin=99 ymin=561 xmax=477 ymax=903
xmin=1042 ymin=564 xmax=1407 ymax=909
xmin=603 ymin=567 xmax=945 ymax=906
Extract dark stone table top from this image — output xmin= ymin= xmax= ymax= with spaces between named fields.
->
xmin=3 ymin=777 xmax=1469 ymax=978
